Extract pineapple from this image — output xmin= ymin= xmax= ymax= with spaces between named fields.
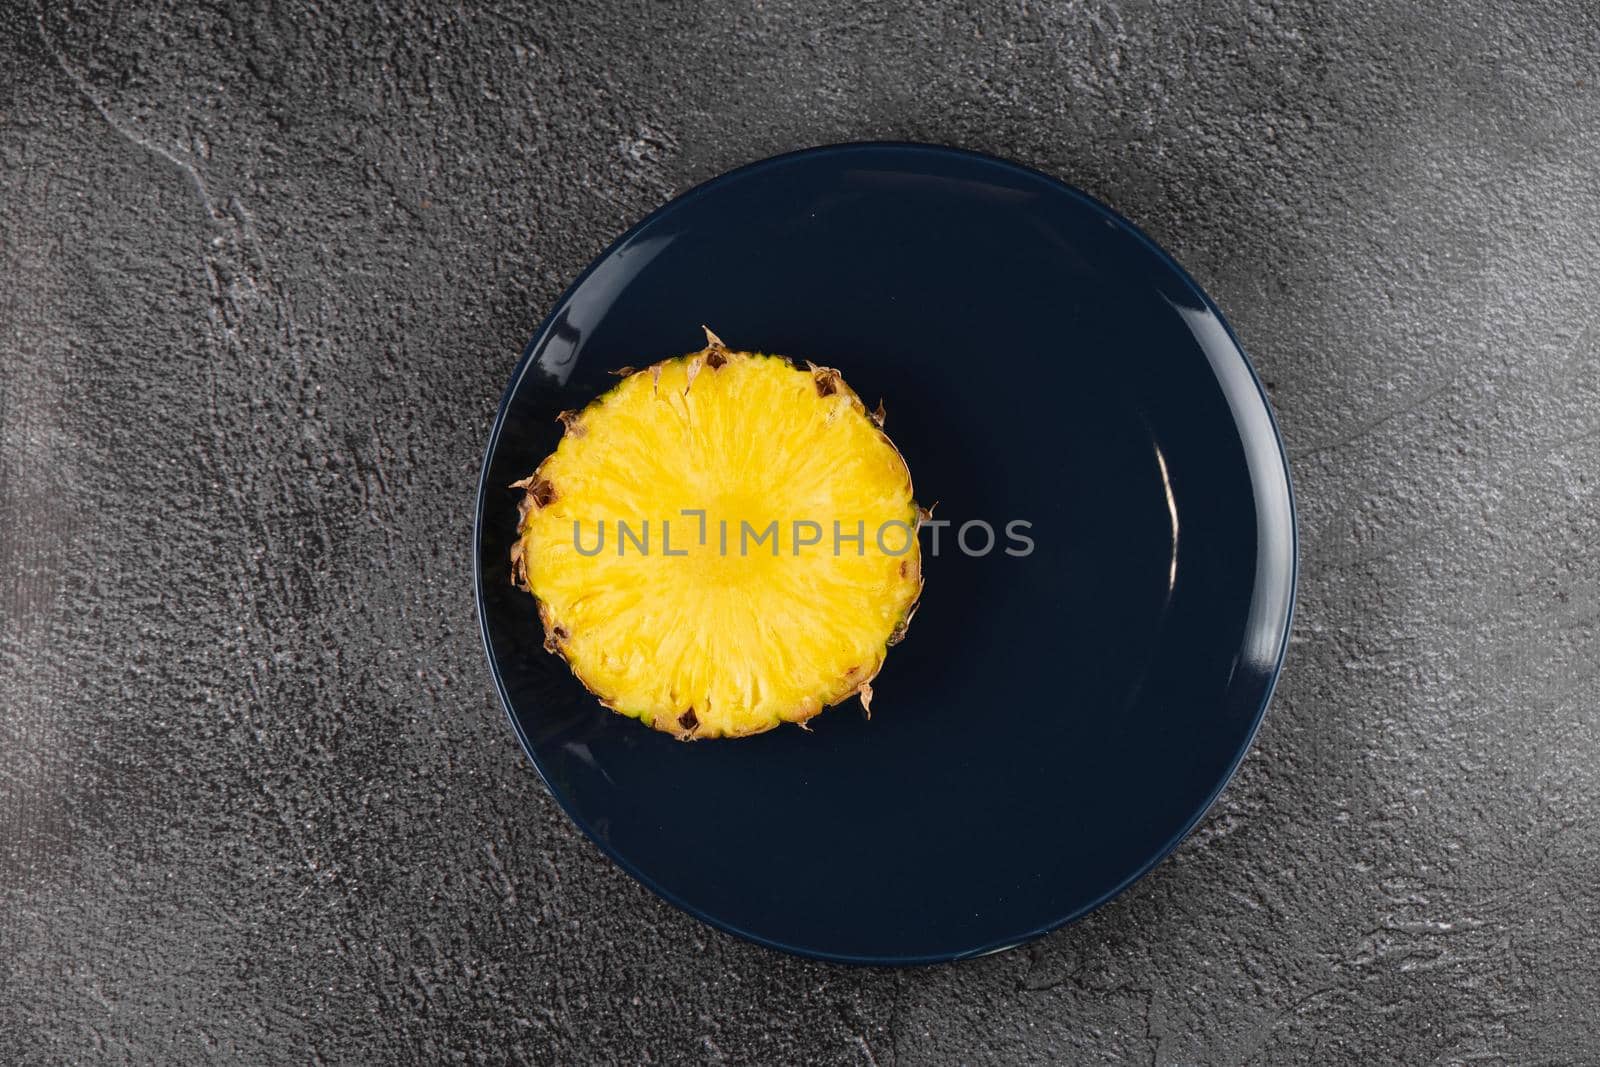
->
xmin=511 ymin=329 xmax=923 ymax=739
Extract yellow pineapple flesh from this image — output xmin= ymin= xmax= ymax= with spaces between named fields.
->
xmin=511 ymin=331 xmax=922 ymax=739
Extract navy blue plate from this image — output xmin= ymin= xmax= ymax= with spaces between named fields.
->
xmin=475 ymin=144 xmax=1296 ymax=964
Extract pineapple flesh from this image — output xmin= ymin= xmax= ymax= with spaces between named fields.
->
xmin=511 ymin=331 xmax=923 ymax=739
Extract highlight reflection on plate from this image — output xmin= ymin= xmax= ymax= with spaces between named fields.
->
xmin=475 ymin=144 xmax=1296 ymax=964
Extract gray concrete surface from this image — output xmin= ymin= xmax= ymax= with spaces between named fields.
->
xmin=3 ymin=0 xmax=1598 ymax=1062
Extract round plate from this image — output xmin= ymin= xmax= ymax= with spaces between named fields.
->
xmin=475 ymin=143 xmax=1296 ymax=964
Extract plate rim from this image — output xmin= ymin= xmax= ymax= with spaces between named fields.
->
xmin=473 ymin=141 xmax=1300 ymax=966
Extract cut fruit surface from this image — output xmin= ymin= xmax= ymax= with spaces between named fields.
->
xmin=512 ymin=331 xmax=923 ymax=739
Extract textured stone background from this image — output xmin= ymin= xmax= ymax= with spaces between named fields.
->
xmin=3 ymin=0 xmax=1598 ymax=1062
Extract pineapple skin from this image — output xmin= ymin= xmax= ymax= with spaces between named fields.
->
xmin=511 ymin=331 xmax=923 ymax=740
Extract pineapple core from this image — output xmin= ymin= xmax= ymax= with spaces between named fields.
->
xmin=512 ymin=333 xmax=923 ymax=739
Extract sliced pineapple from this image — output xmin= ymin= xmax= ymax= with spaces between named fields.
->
xmin=511 ymin=329 xmax=923 ymax=739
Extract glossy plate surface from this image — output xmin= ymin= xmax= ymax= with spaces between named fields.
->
xmin=475 ymin=144 xmax=1296 ymax=964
